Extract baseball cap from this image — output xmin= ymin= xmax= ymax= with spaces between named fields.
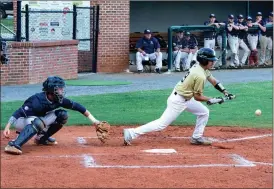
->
xmin=228 ymin=14 xmax=234 ymax=19
xmin=246 ymin=16 xmax=252 ymax=20
xmin=256 ymin=12 xmax=262 ymax=16
xmin=238 ymin=14 xmax=244 ymax=19
xmin=269 ymin=12 xmax=273 ymax=17
xmin=144 ymin=29 xmax=151 ymax=34
xmin=185 ymin=31 xmax=191 ymax=36
xmin=209 ymin=13 xmax=216 ymax=18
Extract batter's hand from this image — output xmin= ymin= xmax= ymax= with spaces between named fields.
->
xmin=207 ymin=97 xmax=224 ymax=105
xmin=225 ymin=93 xmax=235 ymax=100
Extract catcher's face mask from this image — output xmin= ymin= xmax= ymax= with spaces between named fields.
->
xmin=54 ymin=86 xmax=66 ymax=103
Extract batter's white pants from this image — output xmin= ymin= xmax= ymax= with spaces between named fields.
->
xmin=247 ymin=34 xmax=258 ymax=51
xmin=259 ymin=35 xmax=272 ymax=65
xmin=204 ymin=38 xmax=215 ymax=49
xmin=228 ymin=34 xmax=239 ymax=66
xmin=136 ymin=52 xmax=163 ymax=71
xmin=237 ymin=38 xmax=250 ymax=65
xmin=126 ymin=89 xmax=209 ymax=140
xmin=13 ymin=112 xmax=57 ymax=133
xmin=173 ymin=50 xmax=188 ymax=69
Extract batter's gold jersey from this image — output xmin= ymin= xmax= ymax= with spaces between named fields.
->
xmin=175 ymin=63 xmax=212 ymax=100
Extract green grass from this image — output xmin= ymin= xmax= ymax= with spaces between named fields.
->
xmin=65 ymin=80 xmax=132 ymax=86
xmin=1 ymin=81 xmax=272 ymax=129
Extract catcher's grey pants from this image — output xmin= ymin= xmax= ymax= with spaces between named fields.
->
xmin=126 ymin=89 xmax=209 ymax=140
xmin=13 ymin=112 xmax=57 ymax=137
xmin=136 ymin=52 xmax=163 ymax=71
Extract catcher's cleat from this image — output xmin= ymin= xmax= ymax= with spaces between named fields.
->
xmin=34 ymin=137 xmax=58 ymax=145
xmin=4 ymin=144 xmax=22 ymax=155
xmin=123 ymin=129 xmax=132 ymax=146
xmin=190 ymin=137 xmax=212 ymax=145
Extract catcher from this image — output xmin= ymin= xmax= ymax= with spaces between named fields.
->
xmin=3 ymin=76 xmax=110 ymax=155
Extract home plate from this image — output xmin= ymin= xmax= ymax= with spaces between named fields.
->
xmin=142 ymin=149 xmax=177 ymax=154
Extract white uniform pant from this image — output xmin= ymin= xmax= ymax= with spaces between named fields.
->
xmin=247 ymin=34 xmax=258 ymax=51
xmin=14 ymin=111 xmax=57 ymax=133
xmin=126 ymin=89 xmax=209 ymax=140
xmin=216 ymin=35 xmax=228 ymax=66
xmin=184 ymin=51 xmax=197 ymax=70
xmin=228 ymin=34 xmax=239 ymax=66
xmin=259 ymin=35 xmax=272 ymax=65
xmin=237 ymin=38 xmax=250 ymax=65
xmin=204 ymin=38 xmax=215 ymax=49
xmin=136 ymin=52 xmax=163 ymax=71
xmin=173 ymin=50 xmax=188 ymax=69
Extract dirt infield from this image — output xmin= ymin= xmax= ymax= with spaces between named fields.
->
xmin=1 ymin=126 xmax=273 ymax=188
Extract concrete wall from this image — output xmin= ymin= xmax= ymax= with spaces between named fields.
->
xmin=130 ymin=1 xmax=273 ymax=32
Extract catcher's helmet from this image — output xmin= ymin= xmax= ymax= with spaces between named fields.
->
xmin=42 ymin=76 xmax=66 ymax=103
xmin=197 ymin=48 xmax=218 ymax=66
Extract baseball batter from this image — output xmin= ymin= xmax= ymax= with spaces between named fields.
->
xmin=3 ymin=76 xmax=102 ymax=155
xmin=123 ymin=48 xmax=234 ymax=146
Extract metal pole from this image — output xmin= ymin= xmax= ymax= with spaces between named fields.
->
xmin=167 ymin=27 xmax=173 ymax=71
xmin=92 ymin=5 xmax=100 ymax=73
xmin=25 ymin=4 xmax=29 ymax=41
xmin=16 ymin=1 xmax=22 ymax=41
xmin=246 ymin=1 xmax=250 ymax=17
xmin=72 ymin=5 xmax=77 ymax=40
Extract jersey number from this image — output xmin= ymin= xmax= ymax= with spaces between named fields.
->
xmin=181 ymin=71 xmax=190 ymax=82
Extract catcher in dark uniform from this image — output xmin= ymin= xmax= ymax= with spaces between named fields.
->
xmin=3 ymin=76 xmax=110 ymax=155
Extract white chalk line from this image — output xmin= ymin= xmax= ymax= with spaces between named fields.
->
xmin=252 ymin=161 xmax=274 ymax=166
xmin=81 ymin=153 xmax=259 ymax=169
xmin=77 ymin=133 xmax=272 ymax=144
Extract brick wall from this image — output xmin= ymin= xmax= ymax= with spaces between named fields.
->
xmin=1 ymin=40 xmax=79 ymax=85
xmin=91 ymin=0 xmax=130 ymax=72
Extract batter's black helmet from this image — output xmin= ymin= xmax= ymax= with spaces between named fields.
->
xmin=43 ymin=76 xmax=66 ymax=103
xmin=197 ymin=48 xmax=218 ymax=66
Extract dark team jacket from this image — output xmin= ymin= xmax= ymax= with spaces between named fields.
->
xmin=203 ymin=20 xmax=219 ymax=38
xmin=135 ymin=37 xmax=160 ymax=54
xmin=12 ymin=92 xmax=86 ymax=119
xmin=172 ymin=36 xmax=185 ymax=50
xmin=236 ymin=21 xmax=248 ymax=39
xmin=257 ymin=20 xmax=266 ymax=36
xmin=183 ymin=36 xmax=198 ymax=49
xmin=226 ymin=21 xmax=239 ymax=36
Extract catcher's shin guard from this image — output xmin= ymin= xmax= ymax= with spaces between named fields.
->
xmin=5 ymin=123 xmax=39 ymax=155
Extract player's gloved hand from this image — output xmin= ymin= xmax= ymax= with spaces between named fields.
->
xmin=207 ymin=97 xmax=224 ymax=105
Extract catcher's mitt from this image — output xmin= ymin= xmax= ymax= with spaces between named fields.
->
xmin=95 ymin=121 xmax=110 ymax=143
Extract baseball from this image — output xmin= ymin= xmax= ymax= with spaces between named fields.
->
xmin=255 ymin=109 xmax=262 ymax=116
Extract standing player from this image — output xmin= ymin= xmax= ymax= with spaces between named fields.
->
xmin=264 ymin=12 xmax=273 ymax=65
xmin=226 ymin=14 xmax=240 ymax=68
xmin=123 ymin=48 xmax=235 ymax=146
xmin=246 ymin=16 xmax=259 ymax=67
xmin=254 ymin=12 xmax=267 ymax=66
xmin=3 ymin=76 xmax=103 ymax=155
xmin=236 ymin=14 xmax=250 ymax=67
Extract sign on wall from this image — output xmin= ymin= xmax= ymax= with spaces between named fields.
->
xmin=21 ymin=1 xmax=91 ymax=51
